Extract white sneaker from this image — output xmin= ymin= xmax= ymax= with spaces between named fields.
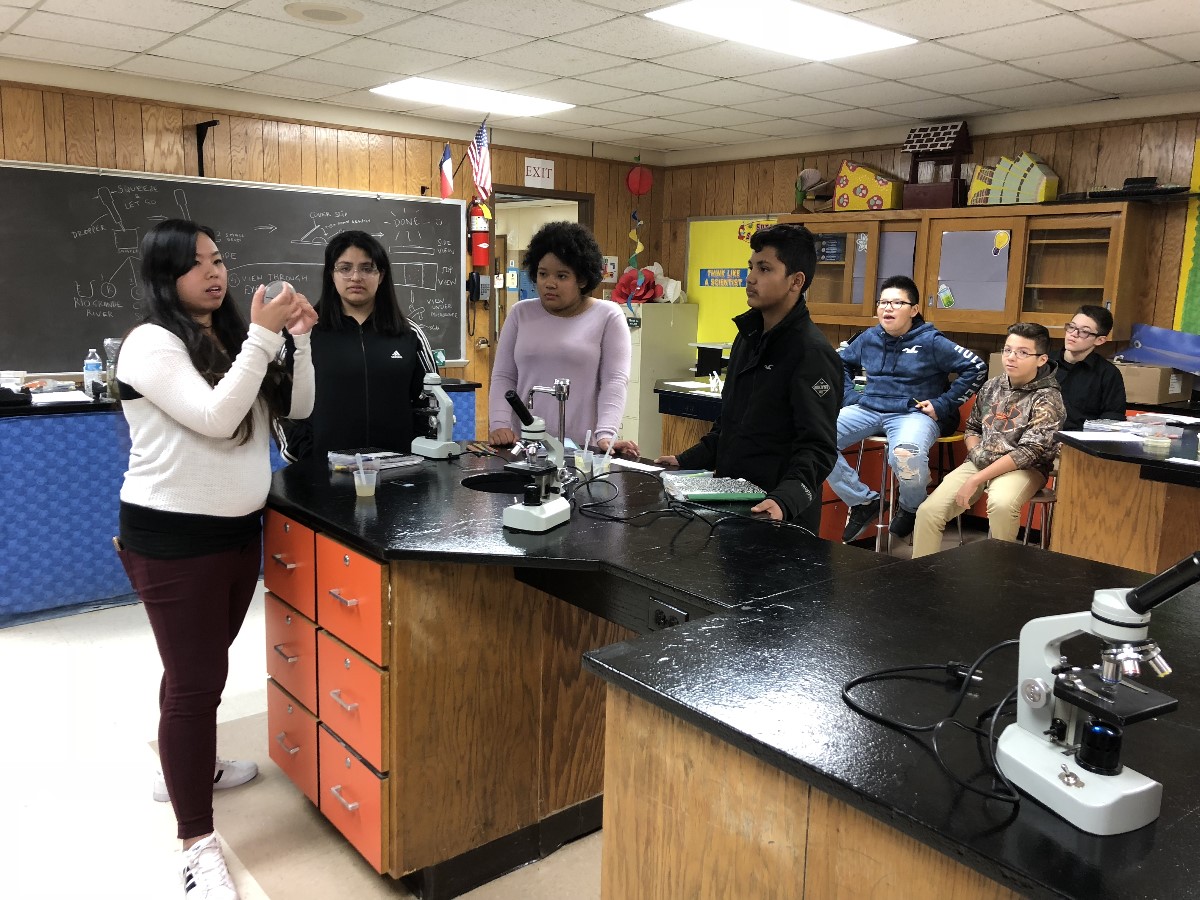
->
xmin=154 ymin=758 xmax=259 ymax=802
xmin=181 ymin=832 xmax=239 ymax=899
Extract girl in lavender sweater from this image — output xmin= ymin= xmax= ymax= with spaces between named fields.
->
xmin=488 ymin=221 xmax=638 ymax=457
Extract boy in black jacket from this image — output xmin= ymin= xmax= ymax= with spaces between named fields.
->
xmin=656 ymin=223 xmax=841 ymax=534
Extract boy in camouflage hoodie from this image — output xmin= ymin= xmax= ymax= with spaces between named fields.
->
xmin=911 ymin=323 xmax=1066 ymax=558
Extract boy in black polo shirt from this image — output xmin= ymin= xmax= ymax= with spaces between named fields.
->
xmin=1050 ymin=305 xmax=1127 ymax=430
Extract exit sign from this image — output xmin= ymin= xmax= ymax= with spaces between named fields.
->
xmin=524 ymin=157 xmax=554 ymax=189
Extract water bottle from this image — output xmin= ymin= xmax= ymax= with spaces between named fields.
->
xmin=83 ymin=348 xmax=103 ymax=397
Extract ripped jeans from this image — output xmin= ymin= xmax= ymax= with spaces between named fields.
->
xmin=825 ymin=405 xmax=941 ymax=514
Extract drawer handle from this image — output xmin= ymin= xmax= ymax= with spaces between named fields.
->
xmin=329 ymin=689 xmax=359 ymax=712
xmin=330 ymin=784 xmax=359 ymax=812
xmin=328 ymin=588 xmax=359 ymax=608
xmin=272 ymin=643 xmax=299 ymax=663
xmin=274 ymin=732 xmax=301 ymax=756
xmin=271 ymin=553 xmax=298 ymax=570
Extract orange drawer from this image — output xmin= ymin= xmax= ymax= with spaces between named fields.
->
xmin=264 ymin=593 xmax=318 ymax=712
xmin=267 ymin=679 xmax=318 ymax=806
xmin=319 ymin=725 xmax=388 ymax=874
xmin=318 ymin=630 xmax=388 ymax=773
xmin=315 ymin=534 xmax=388 ymax=665
xmin=264 ymin=511 xmax=316 ymax=619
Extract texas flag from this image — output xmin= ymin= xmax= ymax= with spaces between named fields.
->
xmin=439 ymin=143 xmax=453 ymax=199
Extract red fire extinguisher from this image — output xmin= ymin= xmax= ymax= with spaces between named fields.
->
xmin=468 ymin=199 xmax=490 ymax=267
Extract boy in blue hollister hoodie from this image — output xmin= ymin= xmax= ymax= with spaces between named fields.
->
xmin=831 ymin=275 xmax=986 ymax=542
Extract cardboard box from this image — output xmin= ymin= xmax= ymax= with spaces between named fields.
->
xmin=1114 ymin=362 xmax=1195 ymax=404
xmin=833 ymin=160 xmax=903 ymax=211
xmin=989 ymin=351 xmax=1003 ymax=380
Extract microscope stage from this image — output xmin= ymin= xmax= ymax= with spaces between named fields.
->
xmin=1053 ymin=669 xmax=1178 ymax=725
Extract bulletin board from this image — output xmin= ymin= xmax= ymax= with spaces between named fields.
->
xmin=1174 ymin=139 xmax=1200 ymax=335
xmin=686 ymin=215 xmax=776 ymax=343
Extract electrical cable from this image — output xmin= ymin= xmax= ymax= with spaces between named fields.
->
xmin=842 ymin=639 xmax=1021 ymax=806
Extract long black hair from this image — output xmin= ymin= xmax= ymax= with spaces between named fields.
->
xmin=317 ymin=230 xmax=413 ymax=336
xmin=131 ymin=218 xmax=290 ymax=444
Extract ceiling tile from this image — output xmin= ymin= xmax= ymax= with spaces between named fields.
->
xmin=876 ymin=96 xmax=1003 ymax=118
xmin=436 ymin=0 xmax=618 ymax=37
xmin=533 ymin=106 xmax=639 ymax=127
xmin=0 ymin=33 xmax=133 ymax=67
xmin=479 ymin=40 xmax=627 ymax=77
xmin=522 ymin=78 xmax=640 ymax=105
xmin=633 ymin=135 xmax=710 ymax=150
xmin=266 ymin=58 xmax=399 ymax=91
xmin=799 ymin=108 xmax=912 ymax=128
xmin=14 ymin=11 xmax=170 ymax=52
xmin=963 ymin=80 xmax=1109 ymax=108
xmin=661 ymin=79 xmax=786 ymax=105
xmin=655 ymin=42 xmax=800 ymax=78
xmin=1038 ymin=0 xmax=1134 ymax=8
xmin=1078 ymin=0 xmax=1200 ymax=38
xmin=577 ymin=1 xmax=666 ymax=11
xmin=665 ymin=107 xmax=775 ymax=127
xmin=734 ymin=95 xmax=851 ymax=118
xmin=731 ymin=118 xmax=833 ymax=137
xmin=812 ymin=80 xmax=945 ymax=106
xmin=554 ymin=14 xmax=723 ymax=58
xmin=313 ymin=38 xmax=463 ymax=74
xmin=740 ymin=62 xmax=879 ymax=93
xmin=419 ymin=59 xmax=556 ymax=91
xmin=234 ymin=0 xmax=420 ymax=34
xmin=855 ymin=0 xmax=1055 ymax=40
xmin=555 ymin=125 xmax=645 ymax=142
xmin=1144 ymin=32 xmax=1200 ymax=61
xmin=189 ymin=12 xmax=349 ymax=54
xmin=676 ymin=127 xmax=767 ymax=144
xmin=581 ymin=61 xmax=713 ymax=92
xmin=322 ymin=89 xmax=438 ymax=113
xmin=371 ymin=14 xmax=532 ymax=52
xmin=116 ymin=54 xmax=251 ymax=85
xmin=595 ymin=94 xmax=710 ymax=116
xmin=407 ymin=105 xmax=497 ymax=125
xmin=38 ymin=0 xmax=213 ymax=31
xmin=489 ymin=115 xmax=580 ymax=134
xmin=832 ymin=41 xmax=986 ymax=78
xmin=615 ymin=117 xmax=707 ymax=135
xmin=1075 ymin=62 xmax=1200 ymax=95
xmin=904 ymin=63 xmax=1048 ymax=94
xmin=0 ymin=0 xmax=39 ymax=7
xmin=0 ymin=7 xmax=24 ymax=29
xmin=152 ymin=35 xmax=295 ymax=71
xmin=1015 ymin=42 xmax=1176 ymax=79
xmin=939 ymin=15 xmax=1121 ymax=59
xmin=172 ymin=0 xmax=238 ymax=6
xmin=228 ymin=72 xmax=348 ymax=100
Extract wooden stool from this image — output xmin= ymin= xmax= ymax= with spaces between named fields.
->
xmin=1022 ymin=487 xmax=1057 ymax=549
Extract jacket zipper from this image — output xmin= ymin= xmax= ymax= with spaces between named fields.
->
xmin=358 ymin=323 xmax=370 ymax=444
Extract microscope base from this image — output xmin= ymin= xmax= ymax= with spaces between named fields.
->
xmin=412 ymin=438 xmax=462 ymax=459
xmin=996 ymin=726 xmax=1161 ymax=835
xmin=503 ymin=496 xmax=571 ymax=533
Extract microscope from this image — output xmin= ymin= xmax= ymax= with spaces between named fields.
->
xmin=996 ymin=552 xmax=1200 ymax=835
xmin=500 ymin=388 xmax=571 ymax=533
xmin=410 ymin=373 xmax=461 ymax=459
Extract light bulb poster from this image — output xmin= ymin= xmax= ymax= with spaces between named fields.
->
xmin=687 ymin=216 xmax=776 ymax=343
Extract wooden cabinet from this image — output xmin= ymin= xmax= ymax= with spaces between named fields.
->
xmin=781 ymin=202 xmax=1152 ymax=339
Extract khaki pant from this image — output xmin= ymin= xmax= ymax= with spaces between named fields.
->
xmin=911 ymin=460 xmax=1046 ymax=558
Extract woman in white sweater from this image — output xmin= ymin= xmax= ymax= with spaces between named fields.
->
xmin=114 ymin=219 xmax=315 ymax=900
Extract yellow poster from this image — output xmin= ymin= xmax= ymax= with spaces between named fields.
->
xmin=687 ymin=216 xmax=776 ymax=343
xmin=1175 ymin=138 xmax=1200 ymax=334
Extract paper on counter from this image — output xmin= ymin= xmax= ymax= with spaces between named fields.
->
xmin=1060 ymin=431 xmax=1144 ymax=442
xmin=688 ymin=389 xmax=723 ymax=398
xmin=663 ymin=380 xmax=709 ymax=389
xmin=1165 ymin=457 xmax=1200 ymax=467
xmin=31 ymin=390 xmax=94 ymax=404
xmin=609 ymin=458 xmax=664 ymax=473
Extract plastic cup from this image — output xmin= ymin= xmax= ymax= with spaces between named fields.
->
xmin=353 ymin=469 xmax=378 ymax=497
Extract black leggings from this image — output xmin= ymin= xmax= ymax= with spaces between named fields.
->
xmin=119 ymin=541 xmax=260 ymax=839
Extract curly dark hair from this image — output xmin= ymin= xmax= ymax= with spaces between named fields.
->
xmin=522 ymin=221 xmax=604 ymax=295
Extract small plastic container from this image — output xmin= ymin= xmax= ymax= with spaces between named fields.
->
xmin=1142 ymin=435 xmax=1173 ymax=456
xmin=353 ymin=469 xmax=378 ymax=497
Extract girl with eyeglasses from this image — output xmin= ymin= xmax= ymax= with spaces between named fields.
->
xmin=282 ymin=230 xmax=435 ymax=460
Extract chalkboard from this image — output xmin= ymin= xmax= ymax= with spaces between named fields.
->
xmin=0 ymin=163 xmax=466 ymax=372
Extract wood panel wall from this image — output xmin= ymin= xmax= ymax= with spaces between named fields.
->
xmin=659 ymin=117 xmax=1199 ymax=352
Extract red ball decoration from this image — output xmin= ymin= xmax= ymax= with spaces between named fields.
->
xmin=625 ymin=165 xmax=654 ymax=196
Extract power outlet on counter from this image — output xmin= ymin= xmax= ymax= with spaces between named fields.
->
xmin=648 ymin=598 xmax=690 ymax=631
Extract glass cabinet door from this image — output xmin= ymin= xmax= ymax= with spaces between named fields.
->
xmin=805 ymin=222 xmax=881 ymax=317
xmin=1021 ymin=216 xmax=1117 ymax=328
xmin=924 ymin=217 xmax=1025 ymax=329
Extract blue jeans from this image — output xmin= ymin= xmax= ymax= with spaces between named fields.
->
xmin=826 ymin=405 xmax=941 ymax=513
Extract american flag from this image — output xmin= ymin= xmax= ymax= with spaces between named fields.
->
xmin=467 ymin=120 xmax=491 ymax=200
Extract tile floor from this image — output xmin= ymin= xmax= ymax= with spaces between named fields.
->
xmin=0 ymin=526 xmax=983 ymax=900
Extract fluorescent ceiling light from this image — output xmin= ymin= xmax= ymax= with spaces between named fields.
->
xmin=646 ymin=0 xmax=916 ymax=62
xmin=370 ymin=78 xmax=573 ymax=117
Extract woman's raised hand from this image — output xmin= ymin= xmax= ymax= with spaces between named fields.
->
xmin=287 ymin=294 xmax=318 ymax=336
xmin=250 ymin=282 xmax=301 ymax=334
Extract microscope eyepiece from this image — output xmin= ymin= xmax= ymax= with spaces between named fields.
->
xmin=1126 ymin=552 xmax=1200 ymax=614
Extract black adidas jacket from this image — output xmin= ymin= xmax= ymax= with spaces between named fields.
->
xmin=676 ymin=299 xmax=841 ymax=528
xmin=281 ymin=313 xmax=434 ymax=460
